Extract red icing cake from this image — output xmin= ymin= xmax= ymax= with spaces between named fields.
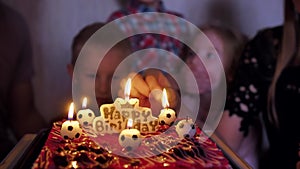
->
xmin=32 ymin=120 xmax=231 ymax=169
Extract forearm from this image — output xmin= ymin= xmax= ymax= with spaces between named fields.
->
xmin=11 ymin=108 xmax=46 ymax=139
xmin=215 ymin=110 xmax=245 ymax=151
xmin=9 ymin=80 xmax=47 ymax=139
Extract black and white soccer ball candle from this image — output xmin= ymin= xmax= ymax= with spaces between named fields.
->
xmin=158 ymin=88 xmax=176 ymax=126
xmin=76 ymin=97 xmax=95 ymax=127
xmin=61 ymin=102 xmax=82 ymax=140
xmin=175 ymin=118 xmax=196 ymax=139
xmin=118 ymin=119 xmax=142 ymax=151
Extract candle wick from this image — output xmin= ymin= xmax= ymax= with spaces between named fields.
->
xmin=125 ymin=94 xmax=129 ymax=102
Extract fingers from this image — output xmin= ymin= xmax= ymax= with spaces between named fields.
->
xmin=145 ymin=75 xmax=162 ymax=90
xmin=118 ymin=70 xmax=179 ymax=110
xmin=166 ymin=87 xmax=179 ymax=109
xmin=132 ymin=73 xmax=150 ymax=97
xmin=157 ymin=71 xmax=172 ymax=88
xmin=119 ymin=72 xmax=150 ymax=99
xmin=119 ymin=72 xmax=137 ymax=90
xmin=149 ymin=88 xmax=163 ymax=105
xmin=144 ymin=69 xmax=174 ymax=88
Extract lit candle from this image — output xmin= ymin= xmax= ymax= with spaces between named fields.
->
xmin=61 ymin=102 xmax=82 ymax=139
xmin=70 ymin=161 xmax=78 ymax=169
xmin=175 ymin=117 xmax=196 ymax=139
xmin=96 ymin=78 xmax=158 ymax=134
xmin=118 ymin=119 xmax=142 ymax=151
xmin=124 ymin=78 xmax=131 ymax=102
xmin=158 ymin=88 xmax=176 ymax=126
xmin=114 ymin=78 xmax=139 ymax=108
xmin=77 ymin=97 xmax=95 ymax=127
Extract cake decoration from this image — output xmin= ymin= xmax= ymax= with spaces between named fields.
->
xmin=76 ymin=97 xmax=96 ymax=127
xmin=60 ymin=102 xmax=82 ymax=140
xmin=93 ymin=78 xmax=159 ymax=134
xmin=158 ymin=88 xmax=177 ymax=126
xmin=118 ymin=119 xmax=142 ymax=151
xmin=175 ymin=118 xmax=197 ymax=139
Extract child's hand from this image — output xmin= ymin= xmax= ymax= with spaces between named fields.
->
xmin=119 ymin=69 xmax=179 ymax=115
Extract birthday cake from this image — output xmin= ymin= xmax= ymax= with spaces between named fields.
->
xmin=32 ymin=120 xmax=231 ymax=169
xmin=32 ymin=85 xmax=231 ymax=169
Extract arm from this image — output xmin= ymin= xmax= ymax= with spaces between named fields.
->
xmin=7 ymin=11 xmax=47 ymax=139
xmin=9 ymin=80 xmax=47 ymax=139
xmin=216 ymin=110 xmax=245 ymax=151
xmin=216 ymin=28 xmax=278 ymax=151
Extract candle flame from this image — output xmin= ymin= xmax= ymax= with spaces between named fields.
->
xmin=71 ymin=161 xmax=78 ymax=168
xmin=68 ymin=102 xmax=74 ymax=120
xmin=163 ymin=163 xmax=170 ymax=167
xmin=124 ymin=78 xmax=131 ymax=101
xmin=82 ymin=97 xmax=87 ymax=108
xmin=162 ymin=88 xmax=169 ymax=108
xmin=127 ymin=119 xmax=133 ymax=128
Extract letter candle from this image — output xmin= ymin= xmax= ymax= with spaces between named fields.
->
xmin=60 ymin=102 xmax=82 ymax=140
xmin=115 ymin=78 xmax=139 ymax=108
xmin=95 ymin=78 xmax=159 ymax=134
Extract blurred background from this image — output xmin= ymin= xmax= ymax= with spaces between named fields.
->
xmin=1 ymin=0 xmax=283 ymax=123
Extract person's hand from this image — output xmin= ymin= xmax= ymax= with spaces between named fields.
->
xmin=119 ymin=69 xmax=179 ymax=115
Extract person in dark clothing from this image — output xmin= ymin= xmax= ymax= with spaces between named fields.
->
xmin=0 ymin=2 xmax=46 ymax=161
xmin=217 ymin=0 xmax=300 ymax=168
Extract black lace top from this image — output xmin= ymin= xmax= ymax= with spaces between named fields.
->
xmin=225 ymin=26 xmax=300 ymax=168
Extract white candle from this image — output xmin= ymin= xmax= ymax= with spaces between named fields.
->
xmin=71 ymin=161 xmax=78 ymax=169
xmin=118 ymin=119 xmax=141 ymax=151
xmin=175 ymin=118 xmax=196 ymax=139
xmin=61 ymin=102 xmax=82 ymax=139
xmin=97 ymin=78 xmax=159 ymax=134
xmin=77 ymin=97 xmax=95 ymax=127
xmin=158 ymin=88 xmax=176 ymax=126
xmin=114 ymin=78 xmax=139 ymax=109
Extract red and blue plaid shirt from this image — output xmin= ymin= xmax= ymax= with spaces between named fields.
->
xmin=107 ymin=0 xmax=188 ymax=73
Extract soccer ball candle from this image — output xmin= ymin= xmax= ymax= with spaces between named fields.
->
xmin=61 ymin=102 xmax=82 ymax=140
xmin=158 ymin=88 xmax=176 ymax=126
xmin=77 ymin=97 xmax=95 ymax=127
xmin=118 ymin=119 xmax=142 ymax=151
xmin=175 ymin=118 xmax=196 ymax=139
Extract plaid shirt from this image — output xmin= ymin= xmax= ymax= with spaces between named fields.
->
xmin=107 ymin=0 xmax=188 ymax=73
